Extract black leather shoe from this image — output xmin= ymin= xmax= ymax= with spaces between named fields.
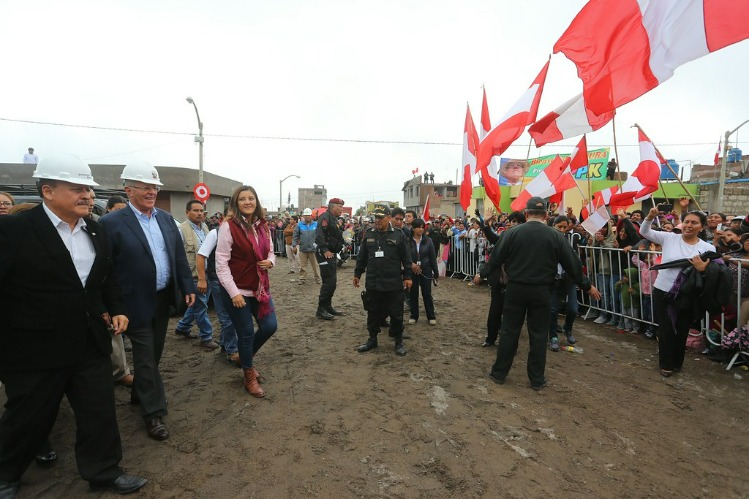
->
xmin=0 ymin=481 xmax=20 ymax=499
xmin=357 ymin=338 xmax=378 ymax=353
xmin=481 ymin=340 xmax=496 ymax=348
xmin=34 ymin=450 xmax=58 ymax=467
xmin=90 ymin=474 xmax=147 ymax=494
xmin=531 ymin=379 xmax=548 ymax=392
xmin=146 ymin=417 xmax=169 ymax=441
xmin=394 ymin=341 xmax=407 ymax=356
xmin=316 ymin=308 xmax=334 ymax=320
xmin=327 ymin=307 xmax=346 ymax=316
xmin=488 ymin=373 xmax=505 ymax=385
xmin=175 ymin=328 xmax=198 ymax=339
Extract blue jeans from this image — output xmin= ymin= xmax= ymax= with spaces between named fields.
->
xmin=209 ymin=278 xmax=237 ymax=354
xmin=221 ymin=288 xmax=277 ymax=369
xmin=177 ymin=278 xmax=213 ymax=341
xmin=594 ymin=273 xmax=620 ymax=319
xmin=549 ymin=280 xmax=579 ymax=339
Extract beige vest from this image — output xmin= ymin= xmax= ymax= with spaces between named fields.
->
xmin=180 ymin=220 xmax=208 ymax=279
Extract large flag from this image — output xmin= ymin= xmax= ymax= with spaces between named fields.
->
xmin=528 ymin=94 xmax=614 ymax=147
xmin=554 ymin=0 xmax=749 ymax=116
xmin=423 ymin=194 xmax=431 ymax=221
xmin=714 ymin=137 xmax=722 ymax=166
xmin=461 ymin=104 xmax=480 ymax=211
xmin=609 ymin=129 xmax=662 ymax=205
xmin=479 ymin=88 xmax=502 ymax=209
xmin=477 ymin=61 xmax=550 ymax=172
xmin=510 ymin=155 xmax=576 ymax=212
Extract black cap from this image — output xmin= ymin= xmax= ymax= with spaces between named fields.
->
xmin=525 ymin=196 xmax=547 ymax=210
xmin=373 ymin=206 xmax=391 ymax=217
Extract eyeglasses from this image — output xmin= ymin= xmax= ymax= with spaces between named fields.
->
xmin=128 ymin=185 xmax=161 ymax=192
xmin=0 ymin=202 xmax=12 ymax=207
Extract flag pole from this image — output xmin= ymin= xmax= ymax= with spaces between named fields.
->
xmin=611 ymin=115 xmax=623 ymax=191
xmin=632 ymin=123 xmax=702 ymax=210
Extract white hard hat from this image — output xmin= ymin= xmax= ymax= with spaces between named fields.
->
xmin=32 ymin=153 xmax=99 ymax=186
xmin=303 ymin=208 xmax=312 ymax=216
xmin=120 ymin=160 xmax=163 ymax=186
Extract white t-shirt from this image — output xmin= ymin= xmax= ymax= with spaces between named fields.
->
xmin=640 ymin=219 xmax=715 ymax=292
xmin=468 ymin=228 xmax=478 ymax=252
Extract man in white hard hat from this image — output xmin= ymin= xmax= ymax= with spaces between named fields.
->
xmin=100 ymin=160 xmax=195 ymax=442
xmin=0 ymin=154 xmax=147 ymax=496
xmin=292 ymin=208 xmax=322 ymax=285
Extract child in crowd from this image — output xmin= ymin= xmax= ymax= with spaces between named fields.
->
xmin=631 ymin=243 xmax=661 ymax=338
xmin=615 ymin=267 xmax=640 ymax=334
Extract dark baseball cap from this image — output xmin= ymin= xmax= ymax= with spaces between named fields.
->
xmin=525 ymin=196 xmax=547 ymax=210
xmin=373 ymin=206 xmax=391 ymax=217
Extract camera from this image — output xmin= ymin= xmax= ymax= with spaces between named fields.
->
xmin=657 ymin=203 xmax=673 ymax=213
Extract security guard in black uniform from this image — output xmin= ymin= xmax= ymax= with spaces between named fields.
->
xmin=353 ymin=206 xmax=413 ymax=356
xmin=315 ymin=197 xmax=346 ymax=320
xmin=483 ymin=197 xmax=601 ymax=390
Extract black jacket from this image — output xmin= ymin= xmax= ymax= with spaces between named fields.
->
xmin=315 ymin=210 xmax=343 ymax=254
xmin=409 ymin=235 xmax=439 ymax=280
xmin=355 ymin=225 xmax=412 ymax=291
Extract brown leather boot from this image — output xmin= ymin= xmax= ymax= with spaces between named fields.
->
xmin=243 ymin=367 xmax=265 ymax=398
xmin=250 ymin=366 xmax=265 ymax=384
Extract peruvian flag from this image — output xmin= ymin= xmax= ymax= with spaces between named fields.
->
xmin=479 ymin=88 xmax=501 ymax=209
xmin=461 ymin=104 xmax=480 ymax=211
xmin=714 ymin=137 xmax=722 ymax=166
xmin=554 ymin=0 xmax=749 ymax=116
xmin=477 ymin=61 xmax=550 ymax=172
xmin=529 ymin=94 xmax=614 ymax=147
xmin=582 ymin=205 xmax=612 ymax=235
xmin=568 ymin=135 xmax=589 ymax=174
xmin=581 ymin=186 xmax=621 ymax=219
xmin=510 ymin=155 xmax=576 ymax=212
xmin=422 ymin=194 xmax=431 ymax=221
xmin=609 ymin=129 xmax=662 ymax=205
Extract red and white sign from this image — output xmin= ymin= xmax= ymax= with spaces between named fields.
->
xmin=193 ymin=183 xmax=210 ymax=202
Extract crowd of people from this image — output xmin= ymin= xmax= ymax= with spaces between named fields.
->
xmin=2 ymin=157 xmax=748 ymax=496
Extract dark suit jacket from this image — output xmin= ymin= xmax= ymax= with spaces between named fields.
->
xmin=100 ymin=206 xmax=195 ymax=329
xmin=0 ymin=204 xmax=125 ymax=371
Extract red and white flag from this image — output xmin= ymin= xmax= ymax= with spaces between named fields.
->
xmin=529 ymin=94 xmax=614 ymax=147
xmin=609 ymin=129 xmax=662 ymax=205
xmin=567 ymin=135 xmax=589 ymax=174
xmin=510 ymin=155 xmax=576 ymax=212
xmin=582 ymin=205 xmax=612 ymax=235
xmin=554 ymin=0 xmax=749 ymax=116
xmin=422 ymin=194 xmax=431 ymax=221
xmin=477 ymin=61 xmax=550 ymax=172
xmin=714 ymin=137 xmax=722 ymax=166
xmin=479 ymin=88 xmax=501 ymax=209
xmin=461 ymin=104 xmax=480 ymax=211
xmin=412 ymin=167 xmax=419 ymax=175
xmin=581 ymin=186 xmax=620 ymax=219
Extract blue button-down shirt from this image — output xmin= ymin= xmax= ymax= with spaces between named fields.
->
xmin=129 ymin=202 xmax=171 ymax=291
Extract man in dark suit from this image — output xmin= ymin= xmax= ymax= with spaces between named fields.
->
xmin=0 ymin=154 xmax=147 ymax=497
xmin=100 ymin=161 xmax=195 ymax=441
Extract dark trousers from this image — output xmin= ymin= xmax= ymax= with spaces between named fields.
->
xmin=409 ymin=275 xmax=435 ymax=321
xmin=367 ymin=289 xmax=404 ymax=339
xmin=485 ymin=284 xmax=505 ymax=344
xmin=490 ymin=282 xmax=552 ymax=386
xmin=0 ymin=345 xmax=123 ymax=483
xmin=316 ymin=253 xmax=337 ymax=309
xmin=220 ymin=288 xmax=277 ymax=369
xmin=549 ymin=280 xmax=579 ymax=339
xmin=653 ymin=288 xmax=691 ymax=371
xmin=129 ymin=287 xmax=172 ymax=422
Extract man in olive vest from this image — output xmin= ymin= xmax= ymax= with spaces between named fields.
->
xmin=175 ymin=200 xmax=218 ymax=350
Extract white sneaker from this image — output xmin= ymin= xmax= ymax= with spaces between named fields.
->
xmin=593 ymin=316 xmax=607 ymax=324
xmin=428 ymin=319 xmax=437 ymax=325
xmin=408 ymin=319 xmax=416 ymax=324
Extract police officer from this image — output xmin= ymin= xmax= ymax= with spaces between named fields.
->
xmin=315 ymin=198 xmax=346 ymax=320
xmin=483 ymin=197 xmax=600 ymax=390
xmin=353 ymin=206 xmax=413 ymax=356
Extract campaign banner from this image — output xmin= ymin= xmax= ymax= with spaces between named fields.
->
xmin=499 ymin=147 xmax=610 ymax=182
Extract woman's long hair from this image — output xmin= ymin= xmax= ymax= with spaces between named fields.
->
xmin=227 ymin=185 xmax=265 ymax=234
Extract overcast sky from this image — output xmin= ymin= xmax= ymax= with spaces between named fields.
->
xmin=2 ymin=0 xmax=748 ymax=211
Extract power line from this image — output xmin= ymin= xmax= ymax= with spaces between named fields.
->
xmin=0 ymin=116 xmax=730 ymax=148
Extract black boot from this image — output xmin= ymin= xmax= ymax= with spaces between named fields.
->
xmin=357 ymin=337 xmax=378 ymax=353
xmin=394 ymin=339 xmax=407 ymax=356
xmin=327 ymin=306 xmax=346 ymax=316
xmin=316 ymin=307 xmax=334 ymax=320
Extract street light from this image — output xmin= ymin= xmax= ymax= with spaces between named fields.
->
xmin=717 ymin=118 xmax=749 ymax=212
xmin=280 ymin=174 xmax=300 ymax=213
xmin=186 ymin=96 xmax=204 ymax=184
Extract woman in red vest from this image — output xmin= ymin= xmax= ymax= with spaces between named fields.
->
xmin=216 ymin=185 xmax=277 ymax=397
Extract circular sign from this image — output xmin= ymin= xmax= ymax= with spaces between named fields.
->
xmin=193 ymin=183 xmax=210 ymax=202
